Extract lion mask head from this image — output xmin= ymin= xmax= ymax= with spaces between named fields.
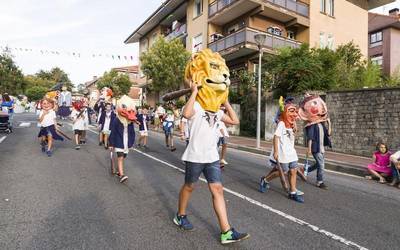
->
xmin=185 ymin=49 xmax=230 ymax=113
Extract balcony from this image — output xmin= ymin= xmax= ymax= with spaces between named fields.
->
xmin=208 ymin=27 xmax=301 ymax=61
xmin=263 ymin=0 xmax=309 ymax=17
xmin=208 ymin=0 xmax=309 ymax=27
xmin=165 ymin=23 xmax=187 ymax=41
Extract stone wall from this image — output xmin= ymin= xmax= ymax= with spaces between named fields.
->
xmin=263 ymin=88 xmax=400 ymax=156
xmin=326 ymin=88 xmax=400 ymax=156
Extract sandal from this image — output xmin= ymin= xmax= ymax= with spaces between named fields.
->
xmin=379 ymin=178 xmax=387 ymax=184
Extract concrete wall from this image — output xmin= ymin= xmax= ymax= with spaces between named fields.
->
xmin=309 ymin=0 xmax=368 ymax=57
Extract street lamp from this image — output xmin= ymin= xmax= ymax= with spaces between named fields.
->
xmin=254 ymin=33 xmax=266 ymax=149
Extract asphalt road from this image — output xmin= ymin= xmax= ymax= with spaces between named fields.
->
xmin=0 ymin=113 xmax=399 ymax=250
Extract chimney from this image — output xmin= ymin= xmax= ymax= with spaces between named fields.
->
xmin=389 ymin=8 xmax=399 ymax=18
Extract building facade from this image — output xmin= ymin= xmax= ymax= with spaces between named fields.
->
xmin=368 ymin=8 xmax=400 ymax=76
xmin=125 ymin=0 xmax=393 ymax=90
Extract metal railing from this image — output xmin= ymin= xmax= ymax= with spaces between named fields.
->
xmin=264 ymin=0 xmax=309 ymax=17
xmin=209 ymin=0 xmax=309 ymax=17
xmin=208 ymin=27 xmax=301 ymax=53
xmin=209 ymin=0 xmax=238 ymax=17
xmin=165 ymin=23 xmax=187 ymax=41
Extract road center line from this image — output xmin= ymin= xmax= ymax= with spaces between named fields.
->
xmin=0 ymin=136 xmax=7 ymax=144
xmin=133 ymin=148 xmax=368 ymax=250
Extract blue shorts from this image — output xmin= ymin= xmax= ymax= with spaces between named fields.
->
xmin=217 ymin=137 xmax=226 ymax=147
xmin=184 ymin=161 xmax=222 ymax=184
xmin=269 ymin=159 xmax=298 ymax=173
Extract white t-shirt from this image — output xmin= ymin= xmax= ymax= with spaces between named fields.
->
xmin=181 ymin=117 xmax=190 ymax=139
xmin=156 ymin=106 xmax=165 ymax=116
xmin=182 ymin=102 xmax=224 ymax=163
xmin=39 ymin=110 xmax=56 ymax=127
xmin=103 ymin=112 xmax=112 ymax=132
xmin=216 ymin=121 xmax=229 ymax=138
xmin=269 ymin=121 xmax=298 ymax=164
xmin=71 ymin=110 xmax=86 ymax=131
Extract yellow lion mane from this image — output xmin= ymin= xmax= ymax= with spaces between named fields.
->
xmin=184 ymin=48 xmax=230 ymax=113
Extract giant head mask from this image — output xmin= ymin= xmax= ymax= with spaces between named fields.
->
xmin=277 ymin=96 xmax=298 ymax=129
xmin=298 ymin=95 xmax=328 ymax=127
xmin=184 ymin=49 xmax=230 ymax=113
xmin=116 ymin=95 xmax=137 ymax=126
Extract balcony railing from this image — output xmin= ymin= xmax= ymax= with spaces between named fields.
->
xmin=209 ymin=0 xmax=238 ymax=17
xmin=165 ymin=23 xmax=187 ymax=41
xmin=264 ymin=0 xmax=309 ymax=17
xmin=208 ymin=27 xmax=301 ymax=54
xmin=209 ymin=0 xmax=309 ymax=18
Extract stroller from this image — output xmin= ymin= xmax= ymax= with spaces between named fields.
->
xmin=0 ymin=111 xmax=12 ymax=133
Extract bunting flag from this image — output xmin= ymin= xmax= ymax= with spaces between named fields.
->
xmin=0 ymin=45 xmax=137 ymax=61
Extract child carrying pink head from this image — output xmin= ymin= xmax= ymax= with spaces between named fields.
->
xmin=366 ymin=142 xmax=392 ymax=183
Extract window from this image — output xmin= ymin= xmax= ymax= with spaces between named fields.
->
xmin=319 ymin=32 xmax=326 ymax=48
xmin=320 ymin=0 xmax=334 ymax=16
xmin=193 ymin=0 xmax=203 ymax=18
xmin=267 ymin=26 xmax=282 ymax=36
xmin=327 ymin=34 xmax=334 ymax=49
xmin=192 ymin=34 xmax=203 ymax=52
xmin=370 ymin=31 xmax=383 ymax=44
xmin=287 ymin=31 xmax=296 ymax=40
xmin=371 ymin=55 xmax=383 ymax=66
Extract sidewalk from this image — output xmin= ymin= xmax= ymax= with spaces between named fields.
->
xmin=227 ymin=135 xmax=371 ymax=177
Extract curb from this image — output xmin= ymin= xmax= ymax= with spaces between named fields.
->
xmin=228 ymin=144 xmax=367 ymax=177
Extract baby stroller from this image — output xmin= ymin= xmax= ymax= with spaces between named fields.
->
xmin=0 ymin=111 xmax=12 ymax=133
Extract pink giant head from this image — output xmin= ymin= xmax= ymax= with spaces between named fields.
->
xmin=298 ymin=95 xmax=328 ymax=127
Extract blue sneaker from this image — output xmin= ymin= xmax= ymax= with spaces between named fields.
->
xmin=46 ymin=150 xmax=52 ymax=157
xmin=288 ymin=192 xmax=304 ymax=203
xmin=259 ymin=177 xmax=270 ymax=193
xmin=173 ymin=214 xmax=194 ymax=231
xmin=221 ymin=228 xmax=250 ymax=244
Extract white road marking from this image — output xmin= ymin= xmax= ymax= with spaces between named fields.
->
xmin=85 ymin=127 xmax=368 ymax=248
xmin=19 ymin=122 xmax=31 ymax=127
xmin=0 ymin=136 xmax=6 ymax=144
xmin=133 ymin=148 xmax=368 ymax=250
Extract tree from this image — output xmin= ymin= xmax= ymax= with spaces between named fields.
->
xmin=25 ymin=86 xmax=48 ymax=101
xmin=0 ymin=52 xmax=25 ymax=95
xmin=36 ymin=67 xmax=73 ymax=90
xmin=140 ymin=36 xmax=191 ymax=92
xmin=24 ymin=75 xmax=54 ymax=90
xmin=96 ymin=70 xmax=132 ymax=97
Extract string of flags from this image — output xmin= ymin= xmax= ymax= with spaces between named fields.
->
xmin=0 ymin=45 xmax=136 ymax=61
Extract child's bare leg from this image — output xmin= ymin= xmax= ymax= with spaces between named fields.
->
xmin=47 ymin=136 xmax=53 ymax=151
xmin=368 ymin=169 xmax=384 ymax=181
xmin=178 ymin=183 xmax=194 ymax=216
xmin=104 ymin=134 xmax=109 ymax=147
xmin=75 ymin=134 xmax=80 ymax=145
xmin=221 ymin=144 xmax=227 ymax=160
xmin=144 ymin=135 xmax=148 ymax=146
xmin=117 ymin=156 xmax=124 ymax=176
xmin=209 ymin=183 xmax=230 ymax=232
xmin=289 ymin=169 xmax=297 ymax=193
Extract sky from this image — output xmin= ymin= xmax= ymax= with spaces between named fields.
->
xmin=0 ymin=0 xmax=399 ymax=86
xmin=0 ymin=0 xmax=162 ymax=86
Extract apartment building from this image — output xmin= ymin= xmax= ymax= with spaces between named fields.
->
xmin=125 ymin=0 xmax=393 ymax=90
xmin=369 ymin=8 xmax=400 ymax=76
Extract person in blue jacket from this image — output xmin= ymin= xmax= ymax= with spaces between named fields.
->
xmin=137 ymin=107 xmax=150 ymax=148
xmin=108 ymin=95 xmax=137 ymax=183
xmin=98 ymin=103 xmax=116 ymax=149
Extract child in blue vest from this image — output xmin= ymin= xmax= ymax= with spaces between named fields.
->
xmin=108 ymin=96 xmax=137 ymax=183
xmin=98 ymin=103 xmax=116 ymax=149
